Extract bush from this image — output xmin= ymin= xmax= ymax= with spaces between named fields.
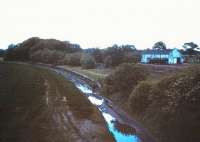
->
xmin=128 ymin=65 xmax=200 ymax=142
xmin=104 ymin=56 xmax=112 ymax=68
xmin=0 ymin=49 xmax=5 ymax=57
xmin=129 ymin=81 xmax=152 ymax=114
xmin=67 ymin=52 xmax=82 ymax=66
xmin=103 ymin=63 xmax=148 ymax=96
xmin=102 ymin=44 xmax=138 ymax=67
xmin=81 ymin=55 xmax=96 ymax=69
xmin=4 ymin=37 xmax=82 ymax=64
xmin=122 ymin=52 xmax=140 ymax=64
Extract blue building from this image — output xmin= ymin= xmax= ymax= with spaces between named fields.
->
xmin=141 ymin=48 xmax=184 ymax=64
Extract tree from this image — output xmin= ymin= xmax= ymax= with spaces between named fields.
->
xmin=91 ymin=48 xmax=103 ymax=63
xmin=153 ymin=41 xmax=167 ymax=50
xmin=103 ymin=45 xmax=124 ymax=67
xmin=4 ymin=37 xmax=83 ymax=64
xmin=183 ymin=42 xmax=200 ymax=55
xmin=4 ymin=44 xmax=17 ymax=61
xmin=121 ymin=44 xmax=136 ymax=52
xmin=67 ymin=52 xmax=82 ymax=66
xmin=81 ymin=55 xmax=96 ymax=69
xmin=0 ymin=49 xmax=5 ymax=57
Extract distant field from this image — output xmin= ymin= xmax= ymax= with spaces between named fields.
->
xmin=60 ymin=64 xmax=190 ymax=82
xmin=60 ymin=65 xmax=111 ymax=81
xmin=0 ymin=63 xmax=113 ymax=142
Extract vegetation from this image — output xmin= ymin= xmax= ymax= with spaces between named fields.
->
xmin=0 ymin=63 xmax=114 ymax=142
xmin=103 ymin=44 xmax=139 ymax=67
xmin=60 ymin=65 xmax=109 ymax=82
xmin=63 ymin=52 xmax=82 ymax=66
xmin=0 ymin=49 xmax=5 ymax=57
xmin=152 ymin=41 xmax=167 ymax=50
xmin=102 ymin=63 xmax=148 ymax=98
xmin=183 ymin=42 xmax=199 ymax=55
xmin=89 ymin=48 xmax=103 ymax=63
xmin=182 ymin=42 xmax=200 ymax=64
xmin=81 ymin=54 xmax=96 ymax=69
xmin=4 ymin=38 xmax=141 ymax=68
xmin=4 ymin=37 xmax=82 ymax=64
xmin=100 ymin=63 xmax=200 ymax=142
xmin=128 ymin=66 xmax=200 ymax=142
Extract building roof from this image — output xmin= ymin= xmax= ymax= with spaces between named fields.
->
xmin=142 ymin=49 xmax=173 ymax=55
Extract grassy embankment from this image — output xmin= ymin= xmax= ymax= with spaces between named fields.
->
xmin=0 ymin=63 xmax=114 ymax=142
xmin=129 ymin=65 xmax=200 ymax=142
xmin=66 ymin=63 xmax=200 ymax=142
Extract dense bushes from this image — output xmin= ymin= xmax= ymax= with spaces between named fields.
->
xmin=102 ymin=63 xmax=200 ymax=142
xmin=102 ymin=45 xmax=140 ymax=68
xmin=4 ymin=39 xmax=140 ymax=68
xmin=85 ymin=45 xmax=140 ymax=68
xmin=129 ymin=81 xmax=152 ymax=114
xmin=30 ymin=48 xmax=65 ymax=64
xmin=129 ymin=66 xmax=200 ymax=142
xmin=4 ymin=37 xmax=82 ymax=64
xmin=65 ymin=52 xmax=82 ymax=66
xmin=103 ymin=63 xmax=148 ymax=96
xmin=81 ymin=55 xmax=96 ymax=69
xmin=0 ymin=49 xmax=5 ymax=57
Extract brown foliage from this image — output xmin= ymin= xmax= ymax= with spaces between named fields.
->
xmin=103 ymin=63 xmax=148 ymax=96
xmin=129 ymin=65 xmax=200 ymax=142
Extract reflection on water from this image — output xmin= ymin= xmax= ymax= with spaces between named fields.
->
xmin=76 ymin=83 xmax=93 ymax=94
xmin=113 ymin=120 xmax=136 ymax=135
xmin=102 ymin=112 xmax=140 ymax=142
xmin=88 ymin=96 xmax=104 ymax=106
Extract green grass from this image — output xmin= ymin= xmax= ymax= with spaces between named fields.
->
xmin=0 ymin=63 xmax=114 ymax=142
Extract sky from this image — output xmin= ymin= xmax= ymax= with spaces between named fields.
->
xmin=0 ymin=0 xmax=200 ymax=49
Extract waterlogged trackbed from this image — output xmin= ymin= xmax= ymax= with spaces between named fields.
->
xmin=53 ymin=67 xmax=155 ymax=142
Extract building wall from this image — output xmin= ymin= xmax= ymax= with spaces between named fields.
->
xmin=141 ymin=54 xmax=169 ymax=63
xmin=168 ymin=49 xmax=184 ymax=64
xmin=141 ymin=49 xmax=184 ymax=64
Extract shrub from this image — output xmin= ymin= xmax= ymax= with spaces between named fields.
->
xmin=103 ymin=63 xmax=148 ymax=96
xmin=4 ymin=37 xmax=82 ymax=64
xmin=91 ymin=48 xmax=103 ymax=63
xmin=122 ymin=52 xmax=140 ymax=64
xmin=81 ymin=55 xmax=96 ymax=69
xmin=104 ymin=56 xmax=112 ymax=68
xmin=128 ymin=65 xmax=200 ymax=142
xmin=0 ymin=49 xmax=5 ymax=57
xmin=129 ymin=81 xmax=152 ymax=114
xmin=67 ymin=52 xmax=82 ymax=66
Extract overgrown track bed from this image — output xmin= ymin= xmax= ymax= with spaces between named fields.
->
xmin=0 ymin=63 xmax=114 ymax=142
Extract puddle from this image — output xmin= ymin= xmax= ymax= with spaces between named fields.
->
xmin=113 ymin=121 xmax=136 ymax=135
xmin=76 ymin=83 xmax=93 ymax=94
xmin=102 ymin=112 xmax=140 ymax=142
xmin=88 ymin=96 xmax=104 ymax=106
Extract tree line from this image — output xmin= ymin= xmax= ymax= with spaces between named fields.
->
xmin=2 ymin=38 xmax=200 ymax=67
xmin=3 ymin=37 xmax=141 ymax=68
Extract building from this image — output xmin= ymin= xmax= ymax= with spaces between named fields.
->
xmin=141 ymin=48 xmax=184 ymax=64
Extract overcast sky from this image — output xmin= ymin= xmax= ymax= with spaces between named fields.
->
xmin=0 ymin=0 xmax=200 ymax=49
